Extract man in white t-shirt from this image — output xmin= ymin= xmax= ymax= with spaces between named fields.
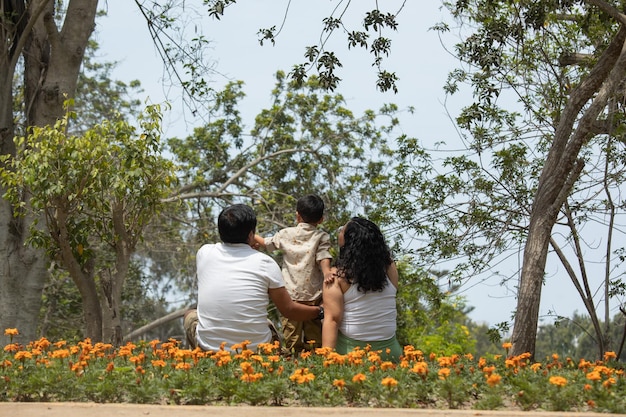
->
xmin=183 ymin=204 xmax=323 ymax=352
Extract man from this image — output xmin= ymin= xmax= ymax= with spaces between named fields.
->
xmin=183 ymin=204 xmax=323 ymax=352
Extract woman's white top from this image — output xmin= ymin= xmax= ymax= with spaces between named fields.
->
xmin=339 ymin=276 xmax=397 ymax=341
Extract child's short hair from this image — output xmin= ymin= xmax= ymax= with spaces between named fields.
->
xmin=296 ymin=194 xmax=324 ymax=223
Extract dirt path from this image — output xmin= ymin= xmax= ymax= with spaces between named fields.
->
xmin=0 ymin=403 xmax=617 ymax=417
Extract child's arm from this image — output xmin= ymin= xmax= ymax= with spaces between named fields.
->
xmin=319 ymin=258 xmax=335 ymax=284
xmin=252 ymin=234 xmax=266 ymax=250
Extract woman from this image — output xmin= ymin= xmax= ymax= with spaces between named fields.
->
xmin=322 ymin=217 xmax=402 ymax=362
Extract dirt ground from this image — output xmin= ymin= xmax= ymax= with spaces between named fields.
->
xmin=0 ymin=403 xmax=619 ymax=417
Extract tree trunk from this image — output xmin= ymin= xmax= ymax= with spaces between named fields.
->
xmin=0 ymin=0 xmax=98 ymax=345
xmin=511 ymin=26 xmax=626 ymax=357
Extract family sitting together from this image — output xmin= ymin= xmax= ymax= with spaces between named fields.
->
xmin=183 ymin=195 xmax=402 ymax=362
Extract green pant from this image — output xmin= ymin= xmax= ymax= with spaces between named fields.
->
xmin=336 ymin=332 xmax=403 ymax=362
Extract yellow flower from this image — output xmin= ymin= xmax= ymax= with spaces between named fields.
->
xmin=381 ymin=377 xmax=398 ymax=388
xmin=549 ymin=376 xmax=567 ymax=387
xmin=352 ymin=373 xmax=367 ymax=383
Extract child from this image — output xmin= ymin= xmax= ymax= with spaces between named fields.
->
xmin=255 ymin=194 xmax=333 ymax=352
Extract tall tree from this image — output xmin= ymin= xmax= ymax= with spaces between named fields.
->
xmin=392 ymin=0 xmax=626 ymax=358
xmin=0 ymin=0 xmax=98 ymax=344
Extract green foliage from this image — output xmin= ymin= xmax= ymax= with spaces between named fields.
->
xmin=535 ymin=312 xmax=626 ymax=362
xmin=0 ymin=103 xmax=176 ymax=260
xmin=395 ymin=260 xmax=476 ymax=355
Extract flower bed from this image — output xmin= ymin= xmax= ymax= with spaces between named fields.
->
xmin=2 ymin=328 xmax=624 ymax=412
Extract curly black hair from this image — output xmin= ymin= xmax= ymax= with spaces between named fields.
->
xmin=336 ymin=217 xmax=393 ymax=293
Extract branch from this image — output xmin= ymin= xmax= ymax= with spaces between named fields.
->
xmin=584 ymin=0 xmax=626 ymax=27
xmin=166 ymin=147 xmax=318 ymax=202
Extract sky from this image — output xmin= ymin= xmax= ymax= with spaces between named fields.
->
xmin=95 ymin=1 xmax=588 ymax=327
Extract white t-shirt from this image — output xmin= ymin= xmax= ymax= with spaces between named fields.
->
xmin=339 ymin=277 xmax=397 ymax=341
xmin=195 ymin=242 xmax=285 ymax=351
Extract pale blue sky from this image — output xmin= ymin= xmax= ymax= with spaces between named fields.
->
xmin=95 ymin=1 xmax=586 ymax=326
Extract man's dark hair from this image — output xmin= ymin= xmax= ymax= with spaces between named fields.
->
xmin=296 ymin=194 xmax=325 ymax=223
xmin=218 ymin=204 xmax=257 ymax=243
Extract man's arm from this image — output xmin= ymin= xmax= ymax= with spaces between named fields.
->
xmin=269 ymin=287 xmax=320 ymax=321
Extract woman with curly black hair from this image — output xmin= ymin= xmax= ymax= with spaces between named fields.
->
xmin=322 ymin=217 xmax=402 ymax=362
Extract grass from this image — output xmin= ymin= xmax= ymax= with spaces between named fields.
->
xmin=2 ymin=328 xmax=625 ymax=412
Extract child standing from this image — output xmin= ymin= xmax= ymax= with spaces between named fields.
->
xmin=255 ymin=194 xmax=333 ymax=352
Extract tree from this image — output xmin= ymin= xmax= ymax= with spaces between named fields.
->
xmin=1 ymin=0 xmax=100 ymax=344
xmin=378 ymin=0 xmax=626 ymax=358
xmin=0 ymin=104 xmax=176 ymax=343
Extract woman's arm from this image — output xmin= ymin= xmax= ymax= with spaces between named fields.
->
xmin=387 ymin=261 xmax=399 ymax=289
xmin=322 ymin=275 xmax=345 ymax=349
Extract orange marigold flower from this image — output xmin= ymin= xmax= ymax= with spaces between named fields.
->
xmin=551 ymin=353 xmax=559 ymax=361
xmin=175 ymin=362 xmax=191 ymax=371
xmin=410 ymin=361 xmax=428 ymax=376
xmin=333 ymin=379 xmax=346 ymax=390
xmin=486 ymin=373 xmax=501 ymax=387
xmin=502 ymin=342 xmax=512 ymax=350
xmin=587 ymin=400 xmax=596 ymax=408
xmin=4 ymin=328 xmax=18 ymax=336
xmin=530 ymin=363 xmax=542 ymax=372
xmin=602 ymin=377 xmax=616 ymax=388
xmin=381 ymin=377 xmax=398 ymax=388
xmin=300 ymin=351 xmax=312 ymax=359
xmin=352 ymin=373 xmax=367 ymax=383
xmin=240 ymin=361 xmax=254 ymax=374
xmin=549 ymin=376 xmax=567 ymax=387
xmin=290 ymin=367 xmax=315 ymax=384
xmin=314 ymin=346 xmax=333 ymax=356
xmin=50 ymin=349 xmax=70 ymax=359
xmin=482 ymin=365 xmax=496 ymax=376
xmin=14 ymin=351 xmax=32 ymax=361
xmin=438 ymin=368 xmax=451 ymax=380
xmin=4 ymin=343 xmax=19 ymax=353
xmin=586 ymin=371 xmax=602 ymax=381
xmin=603 ymin=351 xmax=617 ymax=361
xmin=477 ymin=357 xmax=487 ymax=368
xmin=583 ymin=384 xmax=592 ymax=391
xmin=380 ymin=361 xmax=395 ymax=371
xmin=151 ymin=359 xmax=166 ymax=368
xmin=241 ymin=372 xmax=263 ymax=382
